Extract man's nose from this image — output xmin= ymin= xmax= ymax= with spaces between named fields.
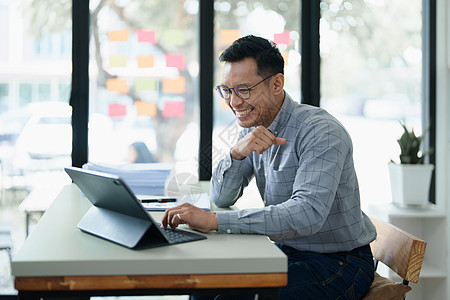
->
xmin=229 ymin=92 xmax=244 ymax=108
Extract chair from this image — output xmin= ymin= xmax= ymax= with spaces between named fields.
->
xmin=363 ymin=217 xmax=427 ymax=300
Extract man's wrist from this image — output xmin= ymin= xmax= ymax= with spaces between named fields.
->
xmin=211 ymin=212 xmax=218 ymax=231
xmin=230 ymin=147 xmax=245 ymax=160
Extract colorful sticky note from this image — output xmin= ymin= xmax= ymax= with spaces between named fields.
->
xmin=137 ymin=55 xmax=155 ymax=68
xmin=163 ymin=29 xmax=185 ymax=46
xmin=165 ymin=54 xmax=185 ymax=70
xmin=162 ymin=101 xmax=185 ymax=118
xmin=108 ymin=103 xmax=127 ymax=117
xmin=137 ymin=29 xmax=157 ymax=44
xmin=274 ymin=30 xmax=291 ymax=46
xmin=281 ymin=51 xmax=289 ymax=66
xmin=135 ymin=79 xmax=157 ymax=92
xmin=106 ymin=78 xmax=129 ymax=94
xmin=135 ymin=101 xmax=157 ymax=117
xmin=220 ymin=29 xmax=240 ymax=46
xmin=162 ymin=77 xmax=186 ymax=94
xmin=108 ymin=29 xmax=130 ymax=42
xmin=109 ymin=55 xmax=127 ymax=67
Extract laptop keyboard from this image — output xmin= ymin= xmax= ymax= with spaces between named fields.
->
xmin=160 ymin=227 xmax=207 ymax=244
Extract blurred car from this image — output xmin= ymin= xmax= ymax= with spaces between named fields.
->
xmin=0 ymin=106 xmax=33 ymax=146
xmin=14 ymin=102 xmax=72 ymax=160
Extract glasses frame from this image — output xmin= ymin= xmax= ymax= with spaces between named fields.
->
xmin=215 ymin=74 xmax=275 ymax=100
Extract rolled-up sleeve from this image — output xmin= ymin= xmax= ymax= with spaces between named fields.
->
xmin=210 ymin=152 xmax=253 ymax=208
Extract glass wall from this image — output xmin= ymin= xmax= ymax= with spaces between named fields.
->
xmin=212 ymin=0 xmax=301 ymax=207
xmin=320 ymin=0 xmax=423 ymax=209
xmin=212 ymin=1 xmax=301 ymax=207
xmin=0 ymin=1 xmax=72 ymax=287
xmin=87 ymin=1 xmax=200 ymax=180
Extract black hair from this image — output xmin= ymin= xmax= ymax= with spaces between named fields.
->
xmin=219 ymin=35 xmax=284 ymax=77
xmin=130 ymin=141 xmax=155 ymax=163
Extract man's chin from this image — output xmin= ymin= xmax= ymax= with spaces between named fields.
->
xmin=236 ymin=118 xmax=255 ymax=128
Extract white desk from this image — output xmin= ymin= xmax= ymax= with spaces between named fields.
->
xmin=11 ymin=184 xmax=287 ymax=299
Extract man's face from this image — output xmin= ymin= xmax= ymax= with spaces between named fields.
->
xmin=221 ymin=58 xmax=280 ymax=128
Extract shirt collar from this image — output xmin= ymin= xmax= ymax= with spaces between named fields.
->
xmin=266 ymin=92 xmax=294 ymax=137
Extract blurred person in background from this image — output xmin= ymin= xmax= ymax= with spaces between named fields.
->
xmin=127 ymin=141 xmax=155 ymax=163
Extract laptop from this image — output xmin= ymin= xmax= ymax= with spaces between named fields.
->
xmin=64 ymin=166 xmax=206 ymax=249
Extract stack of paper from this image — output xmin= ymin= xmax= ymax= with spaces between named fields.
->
xmin=84 ymin=162 xmax=173 ymax=196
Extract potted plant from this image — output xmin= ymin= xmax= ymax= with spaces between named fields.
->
xmin=388 ymin=122 xmax=434 ymax=207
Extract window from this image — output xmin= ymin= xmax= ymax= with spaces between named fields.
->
xmin=212 ymin=1 xmax=301 ymax=207
xmin=0 ymin=1 xmax=72 ymax=246
xmin=320 ymin=0 xmax=424 ymax=209
xmin=88 ymin=1 xmax=200 ymax=173
xmin=0 ymin=83 xmax=9 ymax=112
xmin=19 ymin=83 xmax=32 ymax=106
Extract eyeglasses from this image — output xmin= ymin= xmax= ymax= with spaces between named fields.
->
xmin=215 ymin=74 xmax=275 ymax=100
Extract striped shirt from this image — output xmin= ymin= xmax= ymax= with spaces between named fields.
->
xmin=211 ymin=93 xmax=376 ymax=253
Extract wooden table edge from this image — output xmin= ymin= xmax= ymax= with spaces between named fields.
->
xmin=15 ymin=273 xmax=288 ymax=291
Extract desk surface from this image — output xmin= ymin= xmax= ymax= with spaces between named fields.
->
xmin=12 ymin=184 xmax=287 ymax=292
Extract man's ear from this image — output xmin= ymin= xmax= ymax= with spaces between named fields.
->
xmin=272 ymin=73 xmax=284 ymax=95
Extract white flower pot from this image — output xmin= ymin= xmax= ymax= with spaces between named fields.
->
xmin=388 ymin=163 xmax=434 ymax=208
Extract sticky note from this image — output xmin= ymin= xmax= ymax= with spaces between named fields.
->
xmin=281 ymin=51 xmax=289 ymax=66
xmin=137 ymin=29 xmax=157 ymax=44
xmin=135 ymin=79 xmax=157 ymax=92
xmin=220 ymin=29 xmax=240 ymax=45
xmin=165 ymin=54 xmax=185 ymax=70
xmin=109 ymin=29 xmax=130 ymax=42
xmin=109 ymin=56 xmax=127 ymax=67
xmin=162 ymin=101 xmax=185 ymax=118
xmin=108 ymin=103 xmax=127 ymax=117
xmin=274 ymin=30 xmax=291 ymax=46
xmin=106 ymin=78 xmax=129 ymax=94
xmin=136 ymin=101 xmax=157 ymax=117
xmin=137 ymin=55 xmax=155 ymax=68
xmin=163 ymin=29 xmax=185 ymax=46
xmin=162 ymin=77 xmax=186 ymax=94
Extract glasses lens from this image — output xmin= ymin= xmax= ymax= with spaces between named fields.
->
xmin=216 ymin=86 xmax=229 ymax=99
xmin=235 ymin=85 xmax=250 ymax=99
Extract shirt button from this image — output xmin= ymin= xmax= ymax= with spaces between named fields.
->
xmin=275 ymin=131 xmax=278 ymax=135
xmin=226 ymin=229 xmax=232 ymax=234
xmin=218 ymin=179 xmax=221 ymax=184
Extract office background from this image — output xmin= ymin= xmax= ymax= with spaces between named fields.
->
xmin=0 ymin=0 xmax=449 ymax=298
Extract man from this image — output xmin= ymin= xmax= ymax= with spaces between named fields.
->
xmin=162 ymin=35 xmax=376 ymax=299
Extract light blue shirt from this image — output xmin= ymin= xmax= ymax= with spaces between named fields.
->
xmin=211 ymin=93 xmax=376 ymax=253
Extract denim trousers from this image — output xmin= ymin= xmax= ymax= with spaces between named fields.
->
xmin=191 ymin=244 xmax=374 ymax=300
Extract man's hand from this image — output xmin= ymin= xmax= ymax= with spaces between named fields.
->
xmin=230 ymin=126 xmax=287 ymax=160
xmin=161 ymin=203 xmax=218 ymax=233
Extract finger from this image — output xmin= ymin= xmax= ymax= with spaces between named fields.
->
xmin=163 ymin=207 xmax=178 ymax=229
xmin=255 ymin=127 xmax=286 ymax=146
xmin=161 ymin=210 xmax=170 ymax=229
xmin=169 ymin=213 xmax=181 ymax=230
xmin=274 ymin=137 xmax=287 ymax=145
xmin=253 ymin=141 xmax=269 ymax=154
xmin=255 ymin=126 xmax=275 ymax=142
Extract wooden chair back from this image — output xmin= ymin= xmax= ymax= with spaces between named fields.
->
xmin=369 ymin=217 xmax=427 ymax=283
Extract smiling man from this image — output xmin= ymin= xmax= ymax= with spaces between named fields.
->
xmin=162 ymin=35 xmax=377 ymax=300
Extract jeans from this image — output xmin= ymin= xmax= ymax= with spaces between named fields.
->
xmin=191 ymin=244 xmax=374 ymax=300
xmin=278 ymin=243 xmax=375 ymax=300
